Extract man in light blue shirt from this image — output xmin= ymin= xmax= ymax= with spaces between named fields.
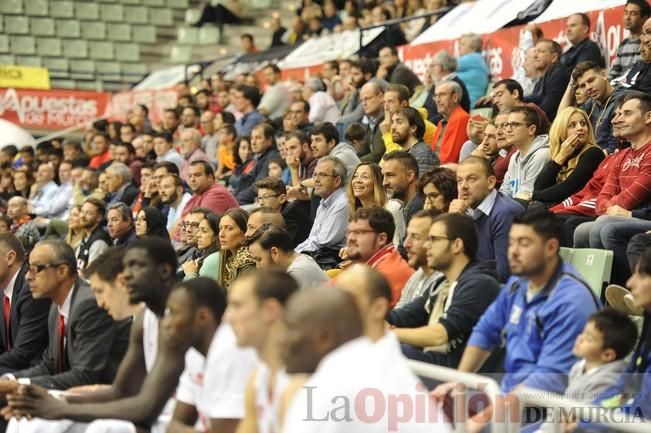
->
xmin=295 ymin=157 xmax=349 ymax=269
xmin=31 ymin=163 xmax=61 ymax=218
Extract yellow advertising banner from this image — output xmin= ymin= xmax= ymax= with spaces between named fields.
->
xmin=0 ymin=65 xmax=51 ymax=90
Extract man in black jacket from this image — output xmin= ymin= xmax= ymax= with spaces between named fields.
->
xmin=0 ymin=234 xmax=50 ymax=375
xmin=235 ymin=123 xmax=281 ymax=204
xmin=1 ymin=240 xmax=129 ymax=390
xmin=378 ymin=46 xmax=422 ymax=96
xmin=387 ymin=212 xmax=501 ymax=368
xmin=525 ymin=39 xmax=571 ymax=121
xmin=561 ymin=13 xmax=606 ymax=70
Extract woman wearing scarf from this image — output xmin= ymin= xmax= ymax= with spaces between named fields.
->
xmin=217 ymin=208 xmax=255 ymax=292
xmin=182 ymin=211 xmax=221 ymax=281
xmin=134 ymin=207 xmax=170 ymax=240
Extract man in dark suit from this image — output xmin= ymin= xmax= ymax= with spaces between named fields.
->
xmin=525 ymin=39 xmax=571 ymax=122
xmin=0 ymin=234 xmax=51 ymax=375
xmin=104 ymin=162 xmax=139 ymax=207
xmin=0 ymin=239 xmax=130 ymax=390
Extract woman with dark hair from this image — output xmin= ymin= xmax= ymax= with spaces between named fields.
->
xmin=228 ymin=136 xmax=255 ymax=190
xmin=420 ymin=167 xmax=457 ymax=212
xmin=218 ymin=208 xmax=255 ymax=292
xmin=107 ymin=121 xmax=123 ymax=143
xmin=12 ymin=167 xmax=33 ymax=199
xmin=135 ymin=207 xmax=169 ymax=240
xmin=183 ymin=212 xmax=222 ymax=281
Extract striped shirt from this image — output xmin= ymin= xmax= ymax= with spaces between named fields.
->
xmin=609 ymin=37 xmax=641 ymax=80
xmin=596 ymin=140 xmax=651 ymax=214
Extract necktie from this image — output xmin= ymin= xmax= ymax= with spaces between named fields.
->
xmin=57 ymin=313 xmax=66 ymax=373
xmin=3 ymin=295 xmax=10 ymax=351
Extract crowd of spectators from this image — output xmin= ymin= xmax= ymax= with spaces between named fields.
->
xmin=0 ymin=1 xmax=651 ymax=432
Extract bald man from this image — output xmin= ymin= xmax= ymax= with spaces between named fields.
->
xmin=31 ymin=163 xmax=59 ymax=217
xmin=282 ymin=287 xmax=451 ymax=432
xmin=245 ymin=208 xmax=285 ymax=238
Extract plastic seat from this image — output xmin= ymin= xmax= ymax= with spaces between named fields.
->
xmin=106 ymin=23 xmax=132 ymax=42
xmin=167 ymin=0 xmax=189 ymax=9
xmin=25 ymin=0 xmax=48 ymax=16
xmin=558 ymin=247 xmax=573 ymax=264
xmin=0 ymin=0 xmax=23 ymax=15
xmin=43 ymin=58 xmax=69 ymax=77
xmin=144 ymin=0 xmax=165 ymax=6
xmin=198 ymin=27 xmax=220 ymax=45
xmin=185 ymin=8 xmax=200 ymax=25
xmin=76 ymin=3 xmax=100 ymax=20
xmin=570 ymin=248 xmax=613 ymax=300
xmin=31 ymin=18 xmax=55 ymax=36
xmin=249 ymin=0 xmax=272 ymax=9
xmin=100 ymin=4 xmax=124 ymax=22
xmin=10 ymin=36 xmax=36 ymax=55
xmin=0 ymin=36 xmax=9 ymax=53
xmin=15 ymin=56 xmax=42 ymax=67
xmin=177 ymin=27 xmax=198 ymax=44
xmin=37 ymin=37 xmax=63 ymax=57
xmin=89 ymin=41 xmax=115 ymax=60
xmin=150 ymin=9 xmax=173 ymax=26
xmin=5 ymin=16 xmax=29 ymax=34
xmin=170 ymin=45 xmax=191 ymax=63
xmin=124 ymin=5 xmax=148 ymax=24
xmin=50 ymin=1 xmax=74 ymax=18
xmin=81 ymin=22 xmax=108 ymax=40
xmin=96 ymin=60 xmax=121 ymax=81
xmin=0 ymin=55 xmax=16 ymax=65
xmin=56 ymin=19 xmax=81 ymax=38
xmin=133 ymin=26 xmax=156 ymax=44
xmin=122 ymin=62 xmax=147 ymax=78
xmin=71 ymin=59 xmax=96 ymax=73
xmin=50 ymin=79 xmax=77 ymax=89
xmin=63 ymin=39 xmax=88 ymax=58
xmin=115 ymin=42 xmax=139 ymax=62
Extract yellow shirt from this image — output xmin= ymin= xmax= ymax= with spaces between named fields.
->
xmin=383 ymin=108 xmax=437 ymax=154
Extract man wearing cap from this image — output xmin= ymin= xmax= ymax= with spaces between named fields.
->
xmin=302 ymin=78 xmax=340 ymax=124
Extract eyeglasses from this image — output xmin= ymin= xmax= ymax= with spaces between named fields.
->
xmin=313 ymin=172 xmax=338 ymax=180
xmin=257 ymin=193 xmax=280 ymax=201
xmin=28 ymin=262 xmax=66 ymax=275
xmin=181 ymin=222 xmax=201 ymax=229
xmin=503 ymin=121 xmax=530 ymax=129
xmin=427 ymin=235 xmax=451 ymax=243
xmin=346 ymin=229 xmax=377 ymax=237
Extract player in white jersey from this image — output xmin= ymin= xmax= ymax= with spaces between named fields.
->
xmin=4 ymin=239 xmax=184 ymax=432
xmin=281 ymin=287 xmax=453 ymax=433
xmin=224 ymin=270 xmax=302 ymax=433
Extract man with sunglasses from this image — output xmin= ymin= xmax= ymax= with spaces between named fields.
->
xmin=0 ymin=240 xmax=129 ymax=392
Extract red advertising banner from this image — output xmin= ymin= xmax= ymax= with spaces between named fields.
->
xmin=0 ymin=87 xmax=111 ymax=131
xmin=401 ymin=5 xmax=626 ymax=82
xmin=108 ymin=88 xmax=178 ymax=126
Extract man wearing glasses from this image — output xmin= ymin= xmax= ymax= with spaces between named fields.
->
xmin=499 ymin=105 xmax=550 ymax=205
xmin=387 ymin=213 xmax=501 ymax=368
xmin=295 ymin=157 xmax=349 ymax=269
xmin=342 ymin=207 xmax=413 ymax=307
xmin=0 ymin=240 xmax=129 ymax=392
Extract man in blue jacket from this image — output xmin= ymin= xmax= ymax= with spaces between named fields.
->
xmin=436 ymin=209 xmax=600 ymax=397
xmin=448 ymin=156 xmax=524 ymax=282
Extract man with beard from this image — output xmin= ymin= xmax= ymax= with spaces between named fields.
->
xmin=389 ymin=107 xmax=438 ymax=177
xmin=381 ymin=151 xmax=424 ymax=227
xmin=395 ymin=209 xmax=444 ymax=307
xmin=387 ymin=213 xmax=501 ymax=367
xmin=342 ymin=207 xmax=413 ymax=307
xmin=158 ymin=174 xmax=191 ymax=233
xmin=75 ymin=198 xmax=110 ymax=271
xmin=338 ymin=58 xmax=376 ymax=125
xmin=448 ymin=156 xmax=524 ymax=283
xmin=434 ymin=209 xmax=600 ymax=397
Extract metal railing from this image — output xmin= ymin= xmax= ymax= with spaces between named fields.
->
xmin=407 ymin=360 xmax=506 ymax=433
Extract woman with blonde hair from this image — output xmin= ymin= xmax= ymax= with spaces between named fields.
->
xmin=531 ymin=107 xmax=605 ymax=206
xmin=346 ymin=162 xmax=405 ymax=245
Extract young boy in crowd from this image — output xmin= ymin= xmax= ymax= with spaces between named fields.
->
xmin=531 ymin=308 xmax=638 ymax=433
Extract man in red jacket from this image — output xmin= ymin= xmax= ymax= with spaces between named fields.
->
xmin=181 ymin=161 xmax=238 ymax=217
xmin=431 ymin=80 xmax=469 ymax=164
xmin=573 ymin=91 xmax=651 ymax=248
xmin=341 ymin=207 xmax=413 ymax=307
